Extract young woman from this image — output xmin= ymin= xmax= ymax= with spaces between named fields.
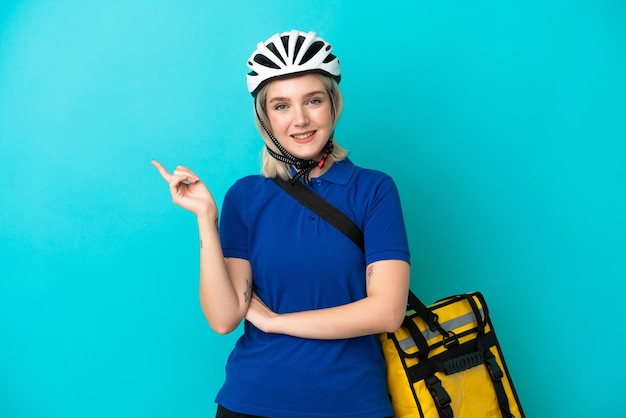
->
xmin=152 ymin=30 xmax=410 ymax=418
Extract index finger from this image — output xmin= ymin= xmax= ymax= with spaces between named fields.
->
xmin=151 ymin=160 xmax=172 ymax=183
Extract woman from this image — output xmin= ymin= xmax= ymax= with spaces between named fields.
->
xmin=153 ymin=30 xmax=410 ymax=418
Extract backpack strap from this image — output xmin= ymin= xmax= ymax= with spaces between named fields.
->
xmin=272 ymin=178 xmax=365 ymax=252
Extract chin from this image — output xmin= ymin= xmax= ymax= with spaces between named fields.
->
xmin=291 ymin=150 xmax=324 ymax=161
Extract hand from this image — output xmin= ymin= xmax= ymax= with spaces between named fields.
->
xmin=151 ymin=160 xmax=217 ymax=217
xmin=245 ymin=293 xmax=278 ymax=333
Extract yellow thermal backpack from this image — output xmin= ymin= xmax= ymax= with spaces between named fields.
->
xmin=380 ymin=291 xmax=525 ymax=418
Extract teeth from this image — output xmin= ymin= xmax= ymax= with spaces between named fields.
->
xmin=293 ymin=132 xmax=314 ymax=139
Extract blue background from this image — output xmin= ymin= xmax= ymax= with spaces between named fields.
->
xmin=1 ymin=1 xmax=624 ymax=417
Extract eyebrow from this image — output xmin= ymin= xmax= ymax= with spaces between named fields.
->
xmin=268 ymin=90 xmax=327 ymax=103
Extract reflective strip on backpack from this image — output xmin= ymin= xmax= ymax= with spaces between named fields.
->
xmin=397 ymin=309 xmax=485 ymax=352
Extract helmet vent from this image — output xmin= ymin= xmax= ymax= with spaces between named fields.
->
xmin=266 ymin=42 xmax=286 ymax=66
xmin=293 ymin=36 xmax=305 ymax=64
xmin=323 ymin=53 xmax=337 ymax=64
xmin=253 ymin=54 xmax=280 ymax=69
xmin=280 ymin=35 xmax=290 ymax=54
xmin=299 ymin=40 xmax=324 ymax=65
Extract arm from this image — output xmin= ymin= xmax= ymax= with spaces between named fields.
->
xmin=151 ymin=160 xmax=251 ymax=334
xmin=197 ymin=215 xmax=252 ymax=334
xmin=245 ymin=259 xmax=409 ymax=339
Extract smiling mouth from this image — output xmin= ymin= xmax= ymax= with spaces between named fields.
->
xmin=292 ymin=131 xmax=315 ymax=140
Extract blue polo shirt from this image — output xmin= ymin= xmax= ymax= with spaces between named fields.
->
xmin=215 ymin=158 xmax=410 ymax=418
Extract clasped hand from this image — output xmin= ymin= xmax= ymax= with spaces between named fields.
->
xmin=244 ymin=293 xmax=278 ymax=334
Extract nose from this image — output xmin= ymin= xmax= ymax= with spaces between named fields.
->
xmin=293 ymin=105 xmax=309 ymax=126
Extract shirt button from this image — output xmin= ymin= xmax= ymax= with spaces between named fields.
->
xmin=309 ymin=215 xmax=316 ymax=221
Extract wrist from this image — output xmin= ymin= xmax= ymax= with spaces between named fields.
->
xmin=196 ymin=212 xmax=219 ymax=231
xmin=267 ymin=312 xmax=283 ymax=335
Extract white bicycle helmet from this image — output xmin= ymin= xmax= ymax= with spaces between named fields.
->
xmin=246 ymin=30 xmax=341 ymax=96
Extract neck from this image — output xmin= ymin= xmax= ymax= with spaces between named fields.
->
xmin=301 ymin=157 xmax=334 ymax=180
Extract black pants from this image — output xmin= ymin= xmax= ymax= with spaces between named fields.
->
xmin=216 ymin=404 xmax=392 ymax=418
xmin=216 ymin=405 xmax=264 ymax=418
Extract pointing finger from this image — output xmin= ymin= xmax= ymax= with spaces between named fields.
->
xmin=151 ymin=160 xmax=173 ymax=183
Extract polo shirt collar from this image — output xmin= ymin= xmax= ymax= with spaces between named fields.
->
xmin=310 ymin=158 xmax=355 ymax=185
xmin=288 ymin=158 xmax=355 ymax=186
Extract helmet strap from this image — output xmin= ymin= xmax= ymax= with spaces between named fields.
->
xmin=256 ymin=109 xmax=334 ymax=185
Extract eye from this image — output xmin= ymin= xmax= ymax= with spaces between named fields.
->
xmin=308 ymin=98 xmax=322 ymax=106
xmin=273 ymin=103 xmax=288 ymax=111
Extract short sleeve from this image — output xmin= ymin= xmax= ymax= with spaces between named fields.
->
xmin=361 ymin=175 xmax=411 ymax=265
xmin=219 ymin=184 xmax=249 ymax=260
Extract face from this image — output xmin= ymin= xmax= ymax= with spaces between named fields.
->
xmin=265 ymin=74 xmax=333 ymax=161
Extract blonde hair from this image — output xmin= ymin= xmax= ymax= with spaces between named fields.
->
xmin=254 ymin=73 xmax=348 ymax=180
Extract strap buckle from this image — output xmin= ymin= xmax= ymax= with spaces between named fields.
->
xmin=442 ymin=330 xmax=459 ymax=348
xmin=486 ymin=355 xmax=504 ymax=380
xmin=425 ymin=375 xmax=451 ymax=409
xmin=429 ymin=313 xmax=459 ymax=348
